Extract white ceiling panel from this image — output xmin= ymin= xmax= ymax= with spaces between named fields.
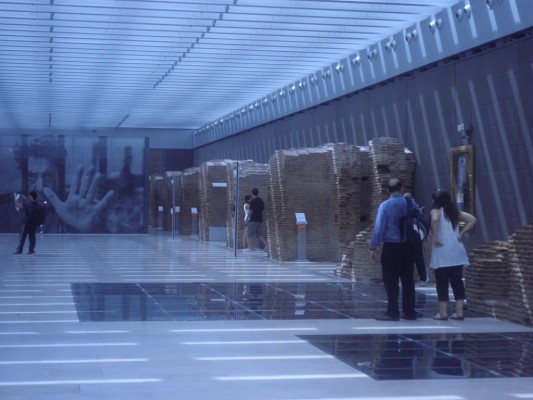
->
xmin=0 ymin=0 xmax=461 ymax=131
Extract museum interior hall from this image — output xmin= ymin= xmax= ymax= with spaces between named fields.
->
xmin=0 ymin=1 xmax=532 ymax=399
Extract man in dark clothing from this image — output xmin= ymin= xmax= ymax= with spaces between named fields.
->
xmin=14 ymin=191 xmax=39 ymax=255
xmin=404 ymin=192 xmax=429 ymax=283
xmin=369 ymin=179 xmax=418 ymax=321
xmin=247 ymin=187 xmax=267 ymax=251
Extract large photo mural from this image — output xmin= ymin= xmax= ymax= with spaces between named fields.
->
xmin=0 ymin=135 xmax=146 ymax=233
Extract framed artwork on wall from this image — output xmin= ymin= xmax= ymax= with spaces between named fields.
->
xmin=450 ymin=145 xmax=474 ymax=216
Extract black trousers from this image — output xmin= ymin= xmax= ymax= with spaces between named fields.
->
xmin=380 ymin=242 xmax=416 ymax=317
xmin=17 ymin=223 xmax=36 ymax=253
xmin=434 ymin=265 xmax=466 ymax=302
xmin=414 ymin=243 xmax=427 ymax=282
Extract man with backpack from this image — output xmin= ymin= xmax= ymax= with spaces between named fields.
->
xmin=14 ymin=191 xmax=43 ymax=255
xmin=405 ymin=192 xmax=429 ymax=284
xmin=369 ymin=178 xmax=420 ymax=321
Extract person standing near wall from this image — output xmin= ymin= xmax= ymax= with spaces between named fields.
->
xmin=14 ymin=191 xmax=38 ymax=255
xmin=430 ymin=190 xmax=476 ymax=320
xmin=247 ymin=187 xmax=267 ymax=251
xmin=369 ymin=178 xmax=418 ymax=321
xmin=404 ymin=192 xmax=429 ymax=284
xmin=243 ymin=194 xmax=252 ymax=251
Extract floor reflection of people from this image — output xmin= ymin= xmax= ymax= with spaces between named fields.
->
xmin=413 ymin=334 xmax=469 ymax=379
xmin=432 ymin=335 xmax=468 ymax=378
xmin=241 ymin=284 xmax=264 ymax=316
xmin=373 ymin=335 xmax=417 ymax=379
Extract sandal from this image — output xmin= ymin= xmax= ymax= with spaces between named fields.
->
xmin=450 ymin=313 xmax=464 ymax=321
xmin=433 ymin=313 xmax=448 ymax=321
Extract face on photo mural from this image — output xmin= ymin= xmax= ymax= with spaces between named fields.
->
xmin=16 ymin=136 xmax=66 ymax=201
xmin=28 ymin=156 xmax=60 ymax=195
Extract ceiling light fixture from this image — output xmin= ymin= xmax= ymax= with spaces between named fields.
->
xmin=367 ymin=48 xmax=378 ymax=60
xmin=351 ymin=55 xmax=361 ymax=67
xmin=310 ymin=76 xmax=318 ymax=85
xmin=405 ymin=30 xmax=418 ymax=43
xmin=463 ymin=3 xmax=472 ymax=17
xmin=322 ymin=70 xmax=331 ymax=79
xmin=429 ymin=18 xmax=443 ymax=32
xmin=335 ymin=63 xmax=344 ymax=73
xmin=385 ymin=39 xmax=396 ymax=52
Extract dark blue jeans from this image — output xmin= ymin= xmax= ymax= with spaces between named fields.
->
xmin=380 ymin=242 xmax=416 ymax=317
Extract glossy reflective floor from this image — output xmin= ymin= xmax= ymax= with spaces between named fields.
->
xmin=300 ymin=332 xmax=533 ymax=380
xmin=71 ymin=282 xmax=451 ymax=322
xmin=1 ymin=233 xmax=532 ymax=400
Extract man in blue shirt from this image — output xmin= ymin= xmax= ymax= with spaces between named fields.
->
xmin=370 ymin=178 xmax=417 ymax=321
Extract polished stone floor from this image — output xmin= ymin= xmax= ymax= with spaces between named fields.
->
xmin=1 ymin=232 xmax=532 ymax=400
xmin=70 ymin=281 xmax=450 ymax=322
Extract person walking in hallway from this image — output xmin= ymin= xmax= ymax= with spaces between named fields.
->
xmin=248 ymin=187 xmax=267 ymax=251
xmin=14 ymin=191 xmax=39 ymax=255
xmin=370 ymin=178 xmax=418 ymax=321
xmin=242 ymin=194 xmax=252 ymax=251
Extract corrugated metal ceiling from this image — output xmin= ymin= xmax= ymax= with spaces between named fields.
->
xmin=0 ymin=0 xmax=460 ymax=131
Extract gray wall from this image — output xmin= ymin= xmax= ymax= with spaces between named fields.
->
xmin=0 ymin=128 xmax=194 ymax=149
xmin=193 ymin=35 xmax=533 ymax=246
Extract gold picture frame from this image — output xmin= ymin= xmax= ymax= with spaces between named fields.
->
xmin=450 ymin=145 xmax=474 ymax=215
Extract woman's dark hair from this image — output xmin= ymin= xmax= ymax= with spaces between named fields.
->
xmin=432 ymin=190 xmax=460 ymax=229
xmin=244 ymin=194 xmax=252 ymax=203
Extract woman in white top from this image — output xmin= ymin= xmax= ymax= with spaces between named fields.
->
xmin=243 ymin=194 xmax=252 ymax=250
xmin=430 ymin=190 xmax=476 ymax=321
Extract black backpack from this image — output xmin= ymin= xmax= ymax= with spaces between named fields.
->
xmin=34 ymin=202 xmax=46 ymax=226
xmin=401 ymin=197 xmax=429 ymax=245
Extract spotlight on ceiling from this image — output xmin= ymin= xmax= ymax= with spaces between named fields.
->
xmin=322 ymin=70 xmax=331 ymax=79
xmin=367 ymin=48 xmax=378 ymax=60
xmin=405 ymin=30 xmax=418 ymax=43
xmin=279 ymin=90 xmax=286 ymax=97
xmin=310 ymin=76 xmax=318 ymax=85
xmin=385 ymin=39 xmax=396 ymax=52
xmin=289 ymin=84 xmax=296 ymax=94
xmin=429 ymin=18 xmax=443 ymax=32
xmin=351 ymin=55 xmax=361 ymax=66
xmin=464 ymin=3 xmax=472 ymax=17
xmin=335 ymin=63 xmax=344 ymax=73
xmin=298 ymin=81 xmax=307 ymax=90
